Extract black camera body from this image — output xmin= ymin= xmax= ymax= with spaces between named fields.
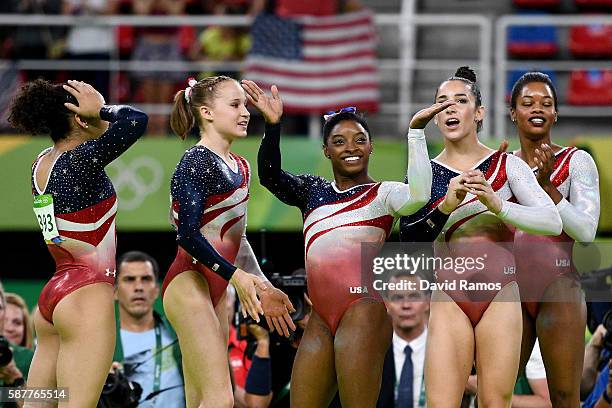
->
xmin=0 ymin=335 xmax=13 ymax=367
xmin=269 ymin=272 xmax=308 ymax=322
xmin=97 ymin=370 xmax=142 ymax=408
xmin=236 ymin=272 xmax=308 ymax=342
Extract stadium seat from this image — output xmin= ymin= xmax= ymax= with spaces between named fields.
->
xmin=513 ymin=0 xmax=560 ymax=8
xmin=506 ymin=69 xmax=557 ymax=101
xmin=178 ymin=26 xmax=196 ymax=56
xmin=567 ymin=70 xmax=612 ymax=105
xmin=569 ymin=24 xmax=612 ymax=57
xmin=117 ymin=73 xmax=132 ymax=103
xmin=117 ymin=26 xmax=135 ymax=58
xmin=508 ymin=23 xmax=558 ymax=58
xmin=575 ymin=0 xmax=612 ymax=7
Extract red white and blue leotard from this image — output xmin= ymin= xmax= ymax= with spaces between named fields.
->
xmin=162 ymin=146 xmax=264 ymax=307
xmin=514 ymin=147 xmax=600 ymax=317
xmin=258 ymin=123 xmax=432 ymax=335
xmin=31 ymin=105 xmax=148 ymax=323
xmin=400 ymin=151 xmax=563 ymax=326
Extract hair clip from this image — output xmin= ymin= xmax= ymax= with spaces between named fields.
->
xmin=323 ymin=106 xmax=357 ymax=121
xmin=184 ymin=77 xmax=198 ymax=103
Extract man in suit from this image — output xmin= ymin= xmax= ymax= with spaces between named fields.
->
xmin=378 ymin=272 xmax=430 ymax=408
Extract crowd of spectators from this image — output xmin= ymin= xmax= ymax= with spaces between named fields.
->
xmin=0 ymin=0 xmax=258 ymax=136
xmin=0 ymin=0 xmax=365 ymax=136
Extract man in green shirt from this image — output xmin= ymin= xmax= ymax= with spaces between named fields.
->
xmin=0 ymin=281 xmax=34 ymax=406
xmin=112 ymin=251 xmax=184 ymax=407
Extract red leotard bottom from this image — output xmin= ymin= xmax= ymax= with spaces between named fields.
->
xmin=162 ymin=246 xmax=229 ymax=308
xmin=514 ymin=231 xmax=579 ymax=319
xmin=311 ymin=289 xmax=382 ymax=337
xmin=38 ymin=245 xmax=115 ymax=323
xmin=435 ymin=240 xmax=516 ymax=327
xmin=306 ymin=258 xmax=382 ymax=336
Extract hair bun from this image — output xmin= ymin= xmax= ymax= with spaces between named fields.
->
xmin=454 ymin=66 xmax=477 ymax=83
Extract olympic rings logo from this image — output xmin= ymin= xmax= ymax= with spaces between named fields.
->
xmin=107 ymin=157 xmax=164 ymax=211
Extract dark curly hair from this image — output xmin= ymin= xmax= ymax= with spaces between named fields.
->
xmin=8 ymin=79 xmax=78 ymax=142
xmin=322 ymin=111 xmax=371 ymax=145
xmin=510 ymin=71 xmax=558 ymax=110
xmin=435 ymin=66 xmax=483 ymax=132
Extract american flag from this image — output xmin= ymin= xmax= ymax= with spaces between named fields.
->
xmin=244 ymin=10 xmax=380 ymax=114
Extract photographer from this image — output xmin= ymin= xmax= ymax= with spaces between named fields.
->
xmin=0 ymin=282 xmax=33 ymax=408
xmin=244 ymin=303 xmax=311 ymax=408
xmin=243 ymin=279 xmax=312 ymax=408
xmin=112 ymin=251 xmax=184 ymax=407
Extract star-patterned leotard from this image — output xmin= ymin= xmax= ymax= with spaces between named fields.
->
xmin=31 ymin=105 xmax=148 ymax=322
xmin=514 ymin=147 xmax=600 ymax=317
xmin=258 ymin=123 xmax=432 ymax=335
xmin=162 ymin=146 xmax=263 ymax=307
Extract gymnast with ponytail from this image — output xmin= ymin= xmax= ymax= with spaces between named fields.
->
xmin=162 ymin=76 xmax=294 ymax=408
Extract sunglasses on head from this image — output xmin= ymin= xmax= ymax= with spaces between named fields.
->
xmin=323 ymin=106 xmax=357 ymax=121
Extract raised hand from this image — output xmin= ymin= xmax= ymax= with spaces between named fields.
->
xmin=257 ymin=285 xmax=296 ymax=337
xmin=62 ymin=80 xmax=105 ymax=119
xmin=410 ymin=100 xmax=456 ymax=129
xmin=230 ymin=269 xmax=264 ymax=322
xmin=534 ymin=143 xmax=555 ymax=188
xmin=464 ymin=170 xmax=503 ymax=214
xmin=241 ymin=80 xmax=283 ymax=125
xmin=439 ymin=173 xmax=471 ymax=214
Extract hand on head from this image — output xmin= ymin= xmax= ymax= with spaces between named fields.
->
xmin=63 ymin=80 xmax=105 ymax=120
